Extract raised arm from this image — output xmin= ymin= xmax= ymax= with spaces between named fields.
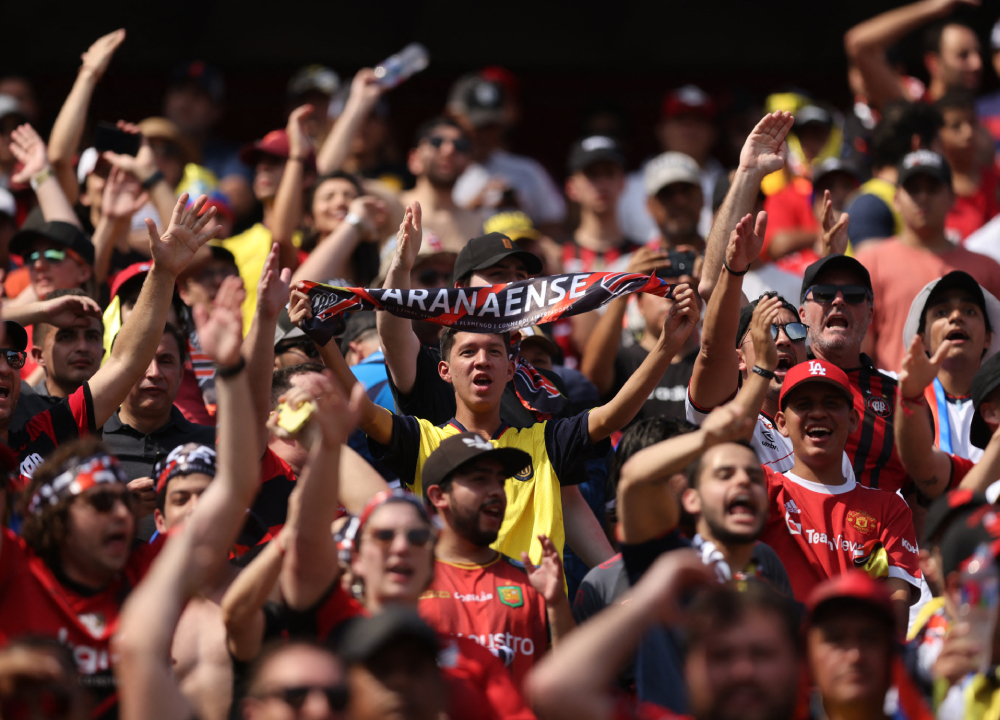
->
xmin=561 ymin=486 xmax=614 ymax=568
xmin=587 ymin=285 xmax=698 ymax=441
xmin=528 ymin=551 xmax=712 ymax=720
xmin=728 ymin=295 xmax=781 ymax=425
xmin=10 ymin=125 xmax=82 ymax=227
xmin=522 ymin=534 xmax=576 ymax=645
xmin=88 ymin=194 xmax=219 ymax=426
xmin=48 ymin=29 xmax=126 ymax=204
xmin=895 ymin=336 xmax=955 ymax=499
xmin=290 ymin=195 xmax=386 ymax=285
xmin=316 ymin=69 xmax=384 ymax=175
xmin=270 ymin=105 xmax=312 ymax=272
xmin=617 ymin=402 xmax=752 ymax=544
xmin=220 ymin=532 xmax=285 ymax=661
xmin=579 ymin=246 xmax=669 ymax=396
xmin=958 ymin=425 xmax=1000 ymax=496
xmin=699 ymin=111 xmax=793 ymax=301
xmin=375 ymin=203 xmax=423 ymax=394
xmin=91 ymin=168 xmax=149 ymax=285
xmin=103 ymin=121 xmax=176 ymax=234
xmin=2 ymin=293 xmax=101 ymax=328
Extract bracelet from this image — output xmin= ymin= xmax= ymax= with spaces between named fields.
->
xmin=723 ymin=258 xmax=750 ymax=276
xmin=751 ymin=365 xmax=775 ymax=380
xmin=897 ymin=389 xmax=927 ymax=406
xmin=344 ymin=212 xmax=363 ymax=229
xmin=288 ymin=155 xmax=307 ymax=163
xmin=29 ymin=167 xmax=54 ymax=192
xmin=141 ymin=170 xmax=165 ymax=190
xmin=214 ymin=356 xmax=246 ymax=378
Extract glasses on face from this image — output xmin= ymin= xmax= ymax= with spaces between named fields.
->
xmin=426 ymin=135 xmax=472 ymax=154
xmin=0 ymin=349 xmax=26 ymax=370
xmin=275 ymin=340 xmax=320 ymax=359
xmin=771 ymin=322 xmax=808 ymax=342
xmin=805 ymin=284 xmax=872 ymax=305
xmin=26 ymin=249 xmax=70 ymax=265
xmin=263 ymin=685 xmax=349 ymax=712
xmin=417 ymin=268 xmax=452 ymax=287
xmin=83 ymin=488 xmax=135 ymax=513
xmin=369 ymin=526 xmax=433 ymax=548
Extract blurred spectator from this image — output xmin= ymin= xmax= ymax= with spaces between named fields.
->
xmin=449 ymin=74 xmax=566 ymax=233
xmin=0 ymin=95 xmax=27 ymax=189
xmin=29 ymin=288 xmax=103 ymax=403
xmin=0 ymin=76 xmax=38 ymax=123
xmin=975 ymin=19 xmax=1000 ymax=148
xmin=643 ymin=152 xmax=705 ymax=252
xmin=286 ymin=64 xmax=340 ymax=147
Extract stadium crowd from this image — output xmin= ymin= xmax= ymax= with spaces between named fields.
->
xmin=12 ymin=1 xmax=1000 ymax=719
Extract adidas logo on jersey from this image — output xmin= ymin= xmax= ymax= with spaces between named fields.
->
xmin=785 ymin=500 xmax=800 ymax=514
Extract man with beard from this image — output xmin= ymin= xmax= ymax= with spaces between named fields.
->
xmin=400 ymin=118 xmax=483 ymax=252
xmin=418 ymin=432 xmax=575 ymax=687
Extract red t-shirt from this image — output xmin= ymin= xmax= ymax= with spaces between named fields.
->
xmin=762 ymin=178 xmax=818 ymax=259
xmin=948 ymin=165 xmax=1000 ymax=241
xmin=419 ymin=555 xmax=548 ymax=687
xmin=842 ymin=358 xmax=909 ymax=494
xmin=0 ymin=530 xmax=164 ymax=719
xmin=760 ymin=466 xmax=922 ymax=602
xmin=11 ymin=383 xmax=95 ymax=490
xmin=611 ymin=696 xmax=690 ymax=720
xmin=440 ymin=635 xmax=536 ymax=720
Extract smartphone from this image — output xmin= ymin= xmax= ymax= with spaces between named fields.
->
xmin=275 ymin=400 xmax=316 ymax=435
xmin=655 ymin=249 xmax=698 ymax=279
xmin=94 ymin=121 xmax=141 ymax=157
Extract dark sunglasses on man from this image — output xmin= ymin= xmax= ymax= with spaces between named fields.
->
xmin=84 ymin=488 xmax=136 ymax=513
xmin=426 ymin=135 xmax=472 ymax=154
xmin=0 ymin=349 xmax=27 ymax=370
xmin=804 ymin=284 xmax=872 ymax=305
xmin=370 ymin=526 xmax=433 ymax=547
xmin=769 ymin=322 xmax=808 ymax=342
xmin=259 ymin=685 xmax=349 ymax=712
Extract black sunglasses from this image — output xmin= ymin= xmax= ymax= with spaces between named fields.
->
xmin=426 ymin=135 xmax=472 ymax=154
xmin=85 ymin=489 xmax=135 ymax=513
xmin=264 ymin=685 xmax=349 ymax=712
xmin=417 ymin=268 xmax=452 ymax=286
xmin=771 ymin=322 xmax=808 ymax=342
xmin=0 ymin=349 xmax=26 ymax=370
xmin=370 ymin=526 xmax=433 ymax=547
xmin=805 ymin=284 xmax=872 ymax=305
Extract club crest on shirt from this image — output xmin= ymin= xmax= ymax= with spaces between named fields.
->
xmin=77 ymin=612 xmax=107 ymax=637
xmin=497 ymin=585 xmax=524 ymax=608
xmin=865 ymin=395 xmax=892 ymax=418
xmin=847 ymin=510 xmax=877 ymax=535
xmin=514 ymin=463 xmax=534 ymax=482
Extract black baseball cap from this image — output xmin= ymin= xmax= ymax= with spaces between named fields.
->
xmin=340 ymin=311 xmax=377 ymax=354
xmin=917 ymin=271 xmax=992 ymax=335
xmin=169 ymin=61 xmax=224 ymax=103
xmin=736 ymin=292 xmax=799 ymax=348
xmin=799 ymin=254 xmax=873 ymax=305
xmin=338 ymin=607 xmax=439 ymax=665
xmin=940 ymin=504 xmax=1000 ymax=577
xmin=923 ymin=489 xmax=988 ymax=548
xmin=812 ymin=158 xmax=861 ymax=190
xmin=422 ymin=432 xmax=530 ymax=497
xmin=898 ymin=150 xmax=953 ymax=190
xmin=10 ymin=221 xmax=95 ymax=267
xmin=567 ymin=135 xmax=626 ymax=174
xmin=971 ymin=352 xmax=1000 ymax=449
xmin=1 ymin=321 xmax=28 ymax=352
xmin=447 ymin=75 xmax=506 ymax=128
xmin=454 ymin=233 xmax=542 ymax=283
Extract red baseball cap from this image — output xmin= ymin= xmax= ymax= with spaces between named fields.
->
xmin=778 ymin=359 xmax=853 ymax=410
xmin=239 ymin=129 xmax=315 ymax=168
xmin=109 ymin=262 xmax=152 ymax=300
xmin=806 ymin=571 xmax=895 ymax=630
xmin=662 ymin=85 xmax=716 ymax=121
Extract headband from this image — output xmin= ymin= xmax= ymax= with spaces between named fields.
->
xmin=344 ymin=489 xmax=434 ymax=549
xmin=154 ymin=443 xmax=217 ymax=494
xmin=27 ymin=452 xmax=128 ymax=514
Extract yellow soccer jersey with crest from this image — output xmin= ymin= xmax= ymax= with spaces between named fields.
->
xmin=370 ymin=413 xmax=606 ymax=566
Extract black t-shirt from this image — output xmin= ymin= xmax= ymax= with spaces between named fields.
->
xmin=608 ymin=345 xmax=697 ymax=424
xmin=11 ymin=382 xmax=97 ymax=489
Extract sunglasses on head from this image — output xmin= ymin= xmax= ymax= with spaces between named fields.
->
xmin=805 ymin=284 xmax=872 ymax=305
xmin=426 ymin=135 xmax=472 ymax=154
xmin=369 ymin=526 xmax=433 ymax=547
xmin=84 ymin=488 xmax=135 ymax=513
xmin=25 ymin=249 xmax=70 ymax=265
xmin=264 ymin=685 xmax=349 ymax=712
xmin=770 ymin=322 xmax=808 ymax=342
xmin=0 ymin=349 xmax=26 ymax=370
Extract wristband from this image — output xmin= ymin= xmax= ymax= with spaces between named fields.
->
xmin=288 ymin=155 xmax=308 ymax=163
xmin=29 ymin=167 xmax=54 ymax=192
xmin=723 ymin=259 xmax=750 ymax=276
xmin=751 ymin=365 xmax=775 ymax=380
xmin=897 ymin=389 xmax=927 ymax=406
xmin=214 ymin=356 xmax=246 ymax=378
xmin=141 ymin=170 xmax=165 ymax=190
xmin=344 ymin=212 xmax=363 ymax=229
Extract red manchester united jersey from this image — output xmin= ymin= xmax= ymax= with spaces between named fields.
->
xmin=760 ymin=466 xmax=921 ymax=602
xmin=420 ymin=555 xmax=548 ymax=686
xmin=843 ymin=357 xmax=908 ymax=493
xmin=0 ymin=529 xmax=163 ymax=719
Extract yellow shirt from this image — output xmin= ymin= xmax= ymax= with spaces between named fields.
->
xmin=221 ymin=223 xmax=300 ymax=332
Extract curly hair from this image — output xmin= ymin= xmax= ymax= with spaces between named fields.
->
xmin=19 ymin=436 xmax=117 ymax=570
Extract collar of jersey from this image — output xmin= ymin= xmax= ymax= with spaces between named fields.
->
xmin=436 ymin=553 xmax=503 ymax=570
xmin=446 ymin=418 xmax=509 ymax=440
xmin=781 ymin=467 xmax=857 ymax=495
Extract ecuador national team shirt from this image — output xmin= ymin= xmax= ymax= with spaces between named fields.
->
xmin=370 ymin=412 xmax=608 ymax=565
xmin=760 ymin=465 xmax=922 ymax=602
xmin=10 ymin=383 xmax=96 ymax=490
xmin=0 ymin=529 xmax=163 ymax=719
xmin=420 ymin=554 xmax=548 ymax=686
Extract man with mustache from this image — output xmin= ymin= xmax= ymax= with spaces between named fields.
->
xmin=419 ymin=432 xmax=574 ymax=687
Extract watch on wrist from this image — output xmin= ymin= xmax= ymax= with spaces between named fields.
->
xmin=751 ymin=365 xmax=775 ymax=380
xmin=29 ymin=167 xmax=54 ymax=192
xmin=141 ymin=170 xmax=165 ymax=190
xmin=344 ymin=212 xmax=364 ymax=231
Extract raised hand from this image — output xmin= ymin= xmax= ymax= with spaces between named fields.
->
xmin=392 ymin=202 xmax=423 ymax=272
xmin=819 ymin=190 xmax=850 ymax=257
xmin=288 ymin=285 xmax=314 ymax=326
xmin=146 ymin=193 xmax=220 ymax=278
xmin=257 ymin=242 xmax=293 ymax=320
xmin=521 ymin=534 xmax=566 ymax=605
xmin=701 ymin=401 xmax=753 ymax=446
xmin=739 ymin=111 xmax=794 ymax=177
xmin=102 ymin=167 xmax=149 ymax=221
xmin=312 ymin=377 xmax=366 ymax=449
xmin=9 ymin=124 xmax=49 ymax=184
xmin=641 ymin=550 xmax=716 ymax=625
xmin=346 ymin=68 xmax=384 ymax=113
xmin=726 ymin=212 xmax=768 ymax=274
xmin=286 ymin=104 xmax=314 ymax=161
xmin=37 ymin=294 xmax=102 ymax=328
xmin=899 ymin=335 xmax=951 ymax=399
xmin=749 ymin=294 xmax=782 ymax=373
xmin=626 ymin=244 xmax=670 ymax=276
xmin=932 ymin=622 xmax=981 ymax=689
xmin=79 ymin=29 xmax=126 ymax=79
xmin=193 ymin=275 xmax=245 ymax=367
xmin=126 ymin=477 xmax=157 ymax=519
xmin=661 ymin=284 xmax=699 ymax=346
xmin=349 ymin=196 xmax=388 ymax=242
xmin=102 ymin=121 xmax=158 ymax=183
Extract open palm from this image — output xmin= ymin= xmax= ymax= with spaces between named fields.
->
xmin=147 ymin=194 xmax=220 ymax=277
xmin=193 ymin=275 xmax=245 ymax=367
xmin=740 ymin=111 xmax=794 ymax=176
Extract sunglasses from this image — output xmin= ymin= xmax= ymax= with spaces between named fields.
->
xmin=0 ymin=349 xmax=26 ymax=370
xmin=263 ymin=685 xmax=349 ymax=712
xmin=275 ymin=340 xmax=320 ymax=358
xmin=84 ymin=488 xmax=135 ymax=513
xmin=417 ymin=268 xmax=452 ymax=287
xmin=426 ymin=135 xmax=472 ymax=154
xmin=369 ymin=526 xmax=433 ymax=547
xmin=805 ymin=284 xmax=872 ymax=305
xmin=25 ymin=249 xmax=71 ymax=265
xmin=770 ymin=322 xmax=808 ymax=342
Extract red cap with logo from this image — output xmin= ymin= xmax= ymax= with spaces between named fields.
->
xmin=778 ymin=359 xmax=853 ymax=410
xmin=239 ymin=129 xmax=316 ymax=168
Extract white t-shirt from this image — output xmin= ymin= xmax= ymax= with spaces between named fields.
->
xmin=964 ymin=213 xmax=1000 ymax=265
xmin=453 ymin=150 xmax=566 ymax=225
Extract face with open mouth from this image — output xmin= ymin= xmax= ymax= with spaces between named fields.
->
xmin=63 ymin=483 xmax=136 ymax=584
xmin=686 ymin=443 xmax=767 ymax=545
xmin=801 ymin=269 xmax=872 ymax=358
xmin=777 ymin=384 xmax=858 ymax=465
xmin=923 ymin=289 xmax=990 ymax=362
xmin=740 ymin=308 xmax=807 ymax=397
xmin=442 ymin=332 xmax=514 ymax=412
xmin=442 ymin=458 xmax=509 ymax=547
xmin=353 ymin=503 xmax=434 ymax=608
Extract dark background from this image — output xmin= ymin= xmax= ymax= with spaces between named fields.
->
xmin=7 ymin=0 xmax=1000 ymax=180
